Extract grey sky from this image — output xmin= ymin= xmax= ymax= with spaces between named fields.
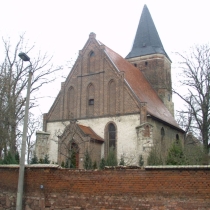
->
xmin=1 ymin=0 xmax=209 ymax=115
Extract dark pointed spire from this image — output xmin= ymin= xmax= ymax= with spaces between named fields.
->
xmin=126 ymin=5 xmax=170 ymax=61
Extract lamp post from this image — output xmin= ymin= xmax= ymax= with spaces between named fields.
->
xmin=16 ymin=52 xmax=32 ymax=210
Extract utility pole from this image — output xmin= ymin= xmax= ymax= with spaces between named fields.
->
xmin=16 ymin=52 xmax=32 ymax=210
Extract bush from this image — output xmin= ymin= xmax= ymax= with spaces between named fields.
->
xmin=119 ymin=155 xmax=125 ymax=166
xmin=106 ymin=147 xmax=118 ymax=166
xmin=44 ymin=154 xmax=50 ymax=164
xmin=99 ymin=158 xmax=106 ymax=169
xmin=15 ymin=151 xmax=20 ymax=164
xmin=147 ymin=147 xmax=163 ymax=166
xmin=83 ymin=150 xmax=92 ymax=170
xmin=138 ymin=155 xmax=144 ymax=166
xmin=0 ymin=151 xmax=18 ymax=164
xmin=30 ymin=153 xmax=38 ymax=164
xmin=69 ymin=150 xmax=76 ymax=168
xmin=166 ymin=140 xmax=186 ymax=165
xmin=39 ymin=158 xmax=44 ymax=164
xmin=92 ymin=160 xmax=97 ymax=169
xmin=184 ymin=144 xmax=204 ymax=165
xmin=61 ymin=161 xmax=65 ymax=168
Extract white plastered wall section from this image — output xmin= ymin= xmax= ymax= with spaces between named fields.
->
xmin=46 ymin=114 xmax=142 ymax=165
xmin=46 ymin=122 xmax=66 ymax=163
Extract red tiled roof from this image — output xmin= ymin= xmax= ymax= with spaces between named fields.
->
xmin=104 ymin=46 xmax=181 ymax=130
xmin=78 ymin=124 xmax=104 ymax=142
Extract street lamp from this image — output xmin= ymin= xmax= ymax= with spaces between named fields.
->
xmin=16 ymin=52 xmax=32 ymax=210
xmin=18 ymin=52 xmax=31 ymax=62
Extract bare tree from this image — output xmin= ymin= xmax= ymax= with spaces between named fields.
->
xmin=174 ymin=44 xmax=210 ymax=154
xmin=26 ymin=113 xmax=42 ymax=164
xmin=0 ymin=35 xmax=62 ymax=159
xmin=175 ymin=104 xmax=195 ymax=138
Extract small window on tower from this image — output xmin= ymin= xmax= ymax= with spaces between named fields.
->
xmin=145 ymin=61 xmax=148 ymax=66
xmin=134 ymin=63 xmax=137 ymax=67
xmin=90 ymin=51 xmax=95 ymax=57
xmin=89 ymin=99 xmax=94 ymax=105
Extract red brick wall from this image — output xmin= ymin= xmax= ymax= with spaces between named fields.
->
xmin=0 ymin=166 xmax=210 ymax=209
xmin=46 ymin=37 xmax=139 ymax=123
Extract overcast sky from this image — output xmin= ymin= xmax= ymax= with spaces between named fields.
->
xmin=1 ymin=0 xmax=210 ymax=116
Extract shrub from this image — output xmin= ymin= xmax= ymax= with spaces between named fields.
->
xmin=30 ymin=153 xmax=38 ymax=164
xmin=44 ymin=154 xmax=50 ymax=164
xmin=92 ymin=160 xmax=97 ymax=169
xmin=0 ymin=151 xmax=18 ymax=164
xmin=138 ymin=155 xmax=144 ymax=166
xmin=106 ymin=147 xmax=118 ymax=166
xmin=147 ymin=147 xmax=163 ymax=166
xmin=166 ymin=140 xmax=186 ymax=165
xmin=83 ymin=150 xmax=92 ymax=170
xmin=99 ymin=158 xmax=106 ymax=169
xmin=119 ymin=155 xmax=125 ymax=166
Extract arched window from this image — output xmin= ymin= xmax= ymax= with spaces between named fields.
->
xmin=104 ymin=122 xmax=117 ymax=158
xmin=161 ymin=127 xmax=165 ymax=140
xmin=87 ymin=83 xmax=94 ymax=116
xmin=90 ymin=51 xmax=95 ymax=57
xmin=108 ymin=80 xmax=116 ymax=115
xmin=68 ymin=87 xmax=74 ymax=118
xmin=176 ymin=134 xmax=179 ymax=143
xmin=88 ymin=50 xmax=95 ymax=73
xmin=160 ymin=127 xmax=165 ymax=152
xmin=108 ymin=123 xmax=116 ymax=150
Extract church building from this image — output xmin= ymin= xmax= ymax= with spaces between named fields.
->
xmin=36 ymin=5 xmax=184 ymax=168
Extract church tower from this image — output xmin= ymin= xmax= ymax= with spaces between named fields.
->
xmin=126 ymin=5 xmax=174 ymax=115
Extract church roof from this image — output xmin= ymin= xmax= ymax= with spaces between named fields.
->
xmin=126 ymin=5 xmax=170 ymax=61
xmin=78 ymin=124 xmax=104 ymax=142
xmin=104 ymin=45 xmax=181 ymax=130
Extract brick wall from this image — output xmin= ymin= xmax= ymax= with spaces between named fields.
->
xmin=47 ymin=36 xmax=139 ymax=123
xmin=127 ymin=54 xmax=174 ymax=116
xmin=0 ymin=165 xmax=210 ymax=209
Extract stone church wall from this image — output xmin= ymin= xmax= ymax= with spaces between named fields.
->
xmin=41 ymin=113 xmax=184 ymax=166
xmin=41 ymin=34 xmax=183 ymax=169
xmin=44 ymin=121 xmax=66 ymax=163
xmin=45 ymin=114 xmax=141 ymax=165
xmin=79 ymin=114 xmax=140 ymax=165
xmin=148 ymin=117 xmax=184 ymax=160
xmin=1 ymin=166 xmax=210 ymax=209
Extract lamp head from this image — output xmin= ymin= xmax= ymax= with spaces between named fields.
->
xmin=18 ymin=52 xmax=30 ymax=62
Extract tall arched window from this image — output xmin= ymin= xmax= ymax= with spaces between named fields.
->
xmin=161 ymin=127 xmax=165 ymax=138
xmin=68 ymin=87 xmax=74 ymax=118
xmin=160 ymin=127 xmax=165 ymax=152
xmin=108 ymin=80 xmax=116 ymax=115
xmin=88 ymin=51 xmax=95 ymax=73
xmin=176 ymin=134 xmax=179 ymax=143
xmin=105 ymin=122 xmax=117 ymax=158
xmin=108 ymin=123 xmax=116 ymax=150
xmin=87 ymin=83 xmax=94 ymax=117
